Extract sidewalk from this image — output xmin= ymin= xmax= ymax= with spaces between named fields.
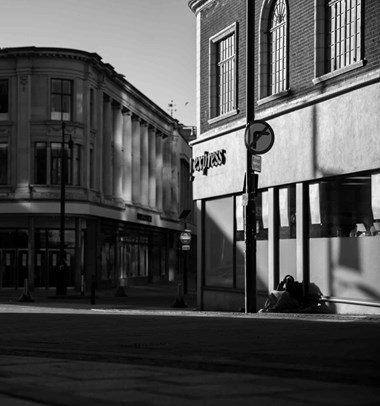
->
xmin=1 ymin=282 xmax=380 ymax=324
xmin=0 ymin=280 xmax=198 ymax=311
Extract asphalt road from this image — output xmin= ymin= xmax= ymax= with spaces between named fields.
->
xmin=0 ymin=303 xmax=379 ymax=405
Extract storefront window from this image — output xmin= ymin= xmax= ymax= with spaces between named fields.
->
xmin=256 ymin=191 xmax=269 ymax=292
xmin=279 ymin=185 xmax=296 ymax=279
xmin=205 ymin=197 xmax=234 ymax=287
xmin=309 ymin=174 xmax=377 ymax=237
xmin=309 ymin=172 xmax=380 ymax=301
xmin=235 ymin=195 xmax=245 ymax=289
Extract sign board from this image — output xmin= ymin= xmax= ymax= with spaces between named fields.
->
xmin=251 ymin=155 xmax=262 ymax=172
xmin=179 ymin=230 xmax=192 ymax=245
xmin=182 ymin=245 xmax=191 ymax=251
xmin=244 ymin=120 xmax=275 ymax=155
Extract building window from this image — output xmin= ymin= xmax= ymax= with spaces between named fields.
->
xmin=34 ymin=142 xmax=47 ymax=184
xmin=51 ymin=79 xmax=72 ymax=121
xmin=327 ymin=0 xmax=362 ymax=72
xmin=314 ymin=0 xmax=363 ymax=80
xmin=0 ymin=80 xmax=9 ymax=120
xmin=89 ymin=147 xmax=94 ymax=189
xmin=0 ymin=143 xmax=8 ymax=184
xmin=90 ymin=88 xmax=95 ymax=129
xmin=269 ymin=0 xmax=288 ymax=95
xmin=34 ymin=142 xmax=81 ymax=186
xmin=209 ymin=23 xmax=237 ymax=122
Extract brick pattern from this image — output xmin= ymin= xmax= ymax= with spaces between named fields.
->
xmin=196 ymin=0 xmax=380 ymax=129
xmin=198 ymin=0 xmax=246 ymax=134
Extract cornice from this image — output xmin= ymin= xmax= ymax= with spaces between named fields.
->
xmin=0 ymin=46 xmax=182 ymax=127
xmin=188 ymin=0 xmax=214 ymax=14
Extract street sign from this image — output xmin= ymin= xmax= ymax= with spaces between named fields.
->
xmin=244 ymin=120 xmax=275 ymax=155
xmin=251 ymin=155 xmax=262 ymax=172
xmin=182 ymin=245 xmax=190 ymax=251
xmin=179 ymin=230 xmax=192 ymax=245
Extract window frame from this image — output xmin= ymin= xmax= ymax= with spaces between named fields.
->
xmin=0 ymin=79 xmax=9 ymax=121
xmin=269 ymin=0 xmax=288 ymax=96
xmin=258 ymin=0 xmax=290 ymax=103
xmin=314 ymin=0 xmax=364 ymax=84
xmin=33 ymin=142 xmax=81 ymax=186
xmin=50 ymin=78 xmax=73 ymax=121
xmin=0 ymin=142 xmax=9 ymax=185
xmin=208 ymin=22 xmax=238 ymax=124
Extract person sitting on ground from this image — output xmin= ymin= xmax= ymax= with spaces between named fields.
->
xmin=258 ymin=275 xmax=303 ymax=313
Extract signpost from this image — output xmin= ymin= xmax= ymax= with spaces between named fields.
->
xmin=244 ymin=120 xmax=275 ymax=155
xmin=244 ymin=120 xmax=274 ymax=313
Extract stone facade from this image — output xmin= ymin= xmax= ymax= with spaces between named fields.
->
xmin=0 ymin=47 xmax=195 ymax=291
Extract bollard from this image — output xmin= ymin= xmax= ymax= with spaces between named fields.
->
xmin=90 ymin=276 xmax=96 ymax=305
xmin=80 ymin=274 xmax=85 ymax=296
xmin=171 ymin=282 xmax=188 ymax=308
xmin=18 ymin=278 xmax=34 ymax=302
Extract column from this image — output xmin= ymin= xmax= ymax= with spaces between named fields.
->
xmin=170 ymin=134 xmax=179 ymax=216
xmin=95 ymin=86 xmax=104 ymax=194
xmin=148 ymin=126 xmax=157 ymax=208
xmin=16 ymin=72 xmax=31 ymax=198
xmin=156 ymin=134 xmax=164 ymax=211
xmin=140 ymin=122 xmax=149 ymax=207
xmin=162 ymin=135 xmax=172 ymax=213
xmin=131 ymin=116 xmax=141 ymax=204
xmin=112 ymin=102 xmax=123 ymax=199
xmin=122 ymin=109 xmax=132 ymax=202
xmin=102 ymin=95 xmax=112 ymax=197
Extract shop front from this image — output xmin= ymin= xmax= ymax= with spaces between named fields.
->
xmin=192 ymin=121 xmax=249 ymax=311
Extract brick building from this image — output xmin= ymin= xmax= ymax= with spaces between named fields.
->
xmin=0 ymin=47 xmax=195 ymax=293
xmin=189 ymin=0 xmax=380 ymax=314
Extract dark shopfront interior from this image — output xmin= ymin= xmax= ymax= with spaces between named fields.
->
xmin=0 ymin=218 xmax=196 ymax=292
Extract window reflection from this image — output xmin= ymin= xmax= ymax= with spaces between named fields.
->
xmin=279 ymin=185 xmax=296 ymax=239
xmin=309 ymin=173 xmax=380 ymax=238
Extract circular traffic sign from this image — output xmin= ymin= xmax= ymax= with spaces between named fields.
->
xmin=179 ymin=230 xmax=192 ymax=245
xmin=244 ymin=120 xmax=275 ymax=154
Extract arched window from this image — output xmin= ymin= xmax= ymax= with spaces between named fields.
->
xmin=269 ymin=0 xmax=287 ymax=95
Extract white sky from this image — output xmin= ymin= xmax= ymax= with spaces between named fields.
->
xmin=0 ymin=0 xmax=196 ymax=125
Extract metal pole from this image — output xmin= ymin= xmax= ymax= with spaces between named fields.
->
xmin=244 ymin=0 xmax=256 ymax=313
xmin=57 ymin=121 xmax=67 ymax=295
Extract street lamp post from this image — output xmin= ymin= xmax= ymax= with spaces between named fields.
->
xmin=56 ymin=121 xmax=73 ymax=296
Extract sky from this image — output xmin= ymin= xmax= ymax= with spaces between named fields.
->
xmin=0 ymin=0 xmax=196 ymax=125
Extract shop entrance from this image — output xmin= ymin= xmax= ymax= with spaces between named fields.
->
xmin=0 ymin=249 xmax=28 ymax=289
xmin=119 ymin=236 xmax=149 ymax=281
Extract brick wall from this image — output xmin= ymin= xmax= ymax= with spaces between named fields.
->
xmin=198 ymin=0 xmax=246 ymax=133
xmin=196 ymin=0 xmax=380 ymax=130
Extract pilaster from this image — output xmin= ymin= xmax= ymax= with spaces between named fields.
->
xmin=102 ymin=95 xmax=113 ymax=197
xmin=156 ymin=133 xmax=164 ymax=211
xmin=122 ymin=109 xmax=132 ymax=202
xmin=15 ymin=71 xmax=31 ymax=198
xmin=148 ymin=126 xmax=157 ymax=208
xmin=112 ymin=102 xmax=123 ymax=199
xmin=140 ymin=122 xmax=149 ymax=207
xmin=131 ymin=116 xmax=141 ymax=204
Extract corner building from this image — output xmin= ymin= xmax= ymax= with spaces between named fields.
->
xmin=0 ymin=47 xmax=195 ymax=292
xmin=189 ymin=0 xmax=380 ymax=314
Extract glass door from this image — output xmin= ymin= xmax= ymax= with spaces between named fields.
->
xmin=17 ymin=250 xmax=28 ymax=289
xmin=1 ymin=250 xmax=15 ymax=288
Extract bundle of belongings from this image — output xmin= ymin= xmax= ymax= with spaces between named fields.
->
xmin=258 ymin=275 xmax=307 ymax=313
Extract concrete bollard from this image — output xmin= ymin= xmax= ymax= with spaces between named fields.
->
xmin=90 ymin=276 xmax=96 ymax=305
xmin=18 ymin=278 xmax=34 ymax=302
xmin=80 ymin=274 xmax=85 ymax=296
xmin=171 ymin=283 xmax=188 ymax=308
